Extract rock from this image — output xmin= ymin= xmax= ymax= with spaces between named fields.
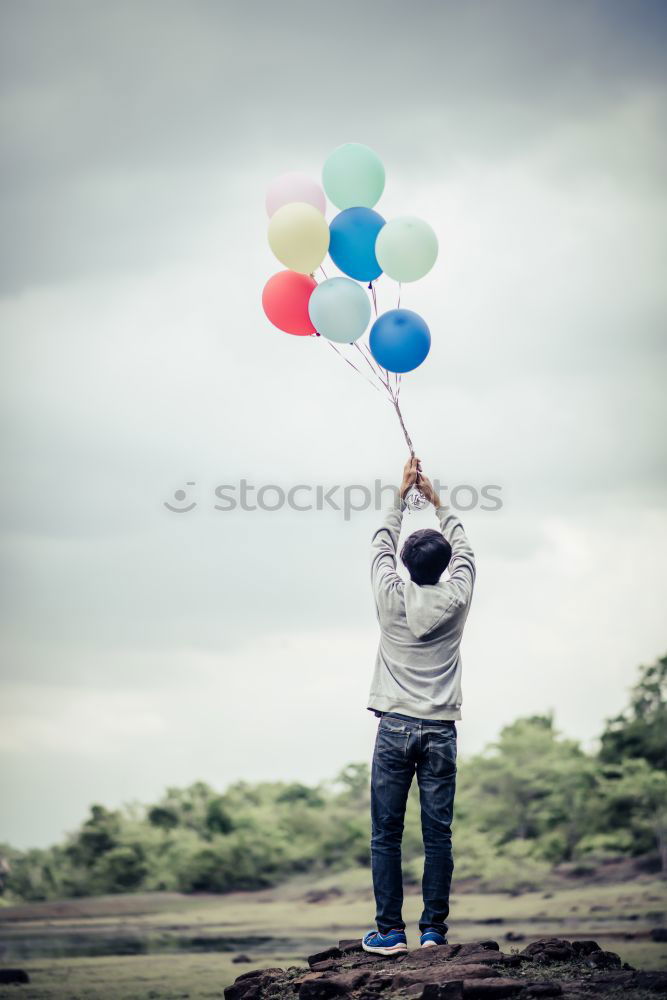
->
xmin=403 ymin=944 xmax=463 ymax=966
xmin=408 ymin=984 xmax=465 ymax=999
xmin=457 ymin=941 xmax=500 ymax=956
xmin=650 ymin=927 xmax=667 ymax=942
xmin=308 ymin=947 xmax=343 ymax=968
xmin=478 ymin=918 xmax=505 ymax=925
xmin=329 ymin=971 xmax=373 ymax=991
xmin=450 ymin=951 xmax=506 ymax=966
xmin=583 ymin=972 xmax=635 ymax=992
xmin=296 ymin=973 xmax=325 ymax=998
xmin=462 ymin=979 xmax=525 ymax=998
xmin=633 ymin=970 xmax=667 ymax=991
xmin=519 ymin=939 xmax=574 ymax=963
xmin=498 ymin=955 xmax=523 ymax=969
xmin=299 ymin=970 xmax=370 ymax=999
xmin=391 ymin=963 xmax=500 ymax=990
xmin=585 ymin=949 xmax=622 ymax=969
xmin=223 ymin=935 xmax=660 ymax=1000
xmin=570 ymin=940 xmax=600 ymax=956
xmin=227 ymin=981 xmax=261 ymax=1000
xmin=338 ymin=937 xmax=364 ymax=954
xmin=224 ymin=967 xmax=284 ymax=1000
xmin=310 ymin=959 xmax=343 ymax=973
xmin=504 ymin=932 xmax=525 ymax=942
xmin=0 ymin=969 xmax=30 ymax=984
xmin=231 ymin=967 xmax=284 ymax=983
xmin=232 ymin=954 xmax=254 ymax=963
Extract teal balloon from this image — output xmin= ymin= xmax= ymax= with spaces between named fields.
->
xmin=322 ymin=142 xmax=385 ymax=210
xmin=375 ymin=216 xmax=438 ymax=282
xmin=308 ymin=277 xmax=371 ymax=344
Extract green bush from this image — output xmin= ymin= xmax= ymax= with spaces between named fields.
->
xmin=2 ymin=654 xmax=665 ymax=902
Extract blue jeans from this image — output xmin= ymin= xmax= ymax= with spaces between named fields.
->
xmin=370 ymin=711 xmax=457 ymax=936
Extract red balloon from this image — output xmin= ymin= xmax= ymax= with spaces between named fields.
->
xmin=262 ymin=270 xmax=317 ymax=336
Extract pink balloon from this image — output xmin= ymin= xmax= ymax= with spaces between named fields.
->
xmin=262 ymin=271 xmax=317 ymax=336
xmin=265 ymin=172 xmax=326 ymax=217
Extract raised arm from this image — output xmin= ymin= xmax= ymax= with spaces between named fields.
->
xmin=419 ymin=472 xmax=476 ymax=602
xmin=370 ymin=456 xmax=419 ymax=597
xmin=435 ymin=505 xmax=476 ymax=596
xmin=370 ymin=502 xmax=404 ymax=594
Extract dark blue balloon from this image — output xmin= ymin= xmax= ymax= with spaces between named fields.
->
xmin=369 ymin=309 xmax=431 ymax=373
xmin=329 ymin=207 xmax=385 ymax=281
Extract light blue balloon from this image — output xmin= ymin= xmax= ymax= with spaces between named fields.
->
xmin=322 ymin=142 xmax=385 ymax=210
xmin=308 ymin=277 xmax=371 ymax=343
xmin=369 ymin=309 xmax=431 ymax=373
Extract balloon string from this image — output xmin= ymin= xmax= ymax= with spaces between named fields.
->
xmin=320 ymin=266 xmax=328 ymax=279
xmin=359 ymin=340 xmax=391 ymax=391
xmin=326 ymin=341 xmax=385 ymax=396
xmin=354 ymin=342 xmax=385 ymax=384
xmin=319 ymin=301 xmax=417 ymax=458
xmin=325 ymin=340 xmax=418 ymax=463
xmin=395 ymin=285 xmax=401 ymax=396
xmin=393 ymin=397 xmax=415 ymax=456
xmin=371 ymin=281 xmax=378 ymax=317
xmin=356 ymin=342 xmax=391 ymax=391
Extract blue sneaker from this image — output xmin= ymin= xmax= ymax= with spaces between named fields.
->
xmin=420 ymin=928 xmax=448 ymax=948
xmin=362 ymin=928 xmax=408 ymax=955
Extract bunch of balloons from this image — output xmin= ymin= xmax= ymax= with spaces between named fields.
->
xmin=261 ymin=142 xmax=438 ymax=459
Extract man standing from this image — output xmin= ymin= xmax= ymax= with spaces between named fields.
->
xmin=362 ymin=457 xmax=476 ymax=955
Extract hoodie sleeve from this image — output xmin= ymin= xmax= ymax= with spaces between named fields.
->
xmin=435 ymin=504 xmax=476 ymax=604
xmin=370 ymin=500 xmax=406 ymax=611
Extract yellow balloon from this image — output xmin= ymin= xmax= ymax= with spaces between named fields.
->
xmin=268 ymin=201 xmax=329 ymax=274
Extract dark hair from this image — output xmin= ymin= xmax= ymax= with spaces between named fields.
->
xmin=400 ymin=529 xmax=452 ymax=585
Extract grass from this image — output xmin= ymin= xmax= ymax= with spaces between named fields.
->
xmin=0 ymin=953 xmax=300 ymax=1000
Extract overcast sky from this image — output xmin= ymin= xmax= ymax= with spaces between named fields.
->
xmin=1 ymin=0 xmax=666 ymax=849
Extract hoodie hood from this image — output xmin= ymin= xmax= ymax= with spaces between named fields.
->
xmin=404 ymin=579 xmax=456 ymax=639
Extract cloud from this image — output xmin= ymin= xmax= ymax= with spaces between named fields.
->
xmin=1 ymin=0 xmax=666 ymax=848
xmin=1 ymin=0 xmax=666 ymax=287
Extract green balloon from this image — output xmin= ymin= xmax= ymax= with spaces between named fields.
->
xmin=322 ymin=142 xmax=385 ymax=210
xmin=375 ymin=216 xmax=439 ymax=283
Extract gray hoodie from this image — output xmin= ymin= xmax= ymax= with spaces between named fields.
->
xmin=366 ymin=500 xmax=476 ymax=720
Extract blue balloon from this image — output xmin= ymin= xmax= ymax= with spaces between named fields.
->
xmin=329 ymin=207 xmax=385 ymax=281
xmin=369 ymin=309 xmax=431 ymax=373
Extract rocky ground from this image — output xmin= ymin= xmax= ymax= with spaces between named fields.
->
xmin=223 ymin=937 xmax=667 ymax=1000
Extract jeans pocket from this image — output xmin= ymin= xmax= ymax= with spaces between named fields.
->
xmin=376 ymin=722 xmax=409 ymax=763
xmin=427 ymin=730 xmax=457 ymax=778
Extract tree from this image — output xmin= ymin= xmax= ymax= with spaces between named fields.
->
xmin=276 ymin=783 xmax=325 ymax=807
xmin=596 ymin=759 xmax=667 ymax=873
xmin=93 ymin=845 xmax=148 ymax=893
xmin=459 ymin=715 xmax=598 ymax=862
xmin=205 ymin=797 xmax=235 ymax=834
xmin=148 ymin=806 xmax=179 ymax=830
xmin=65 ymin=804 xmax=122 ymax=867
xmin=331 ymin=763 xmax=370 ymax=805
xmin=600 ymin=654 xmax=667 ymax=771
